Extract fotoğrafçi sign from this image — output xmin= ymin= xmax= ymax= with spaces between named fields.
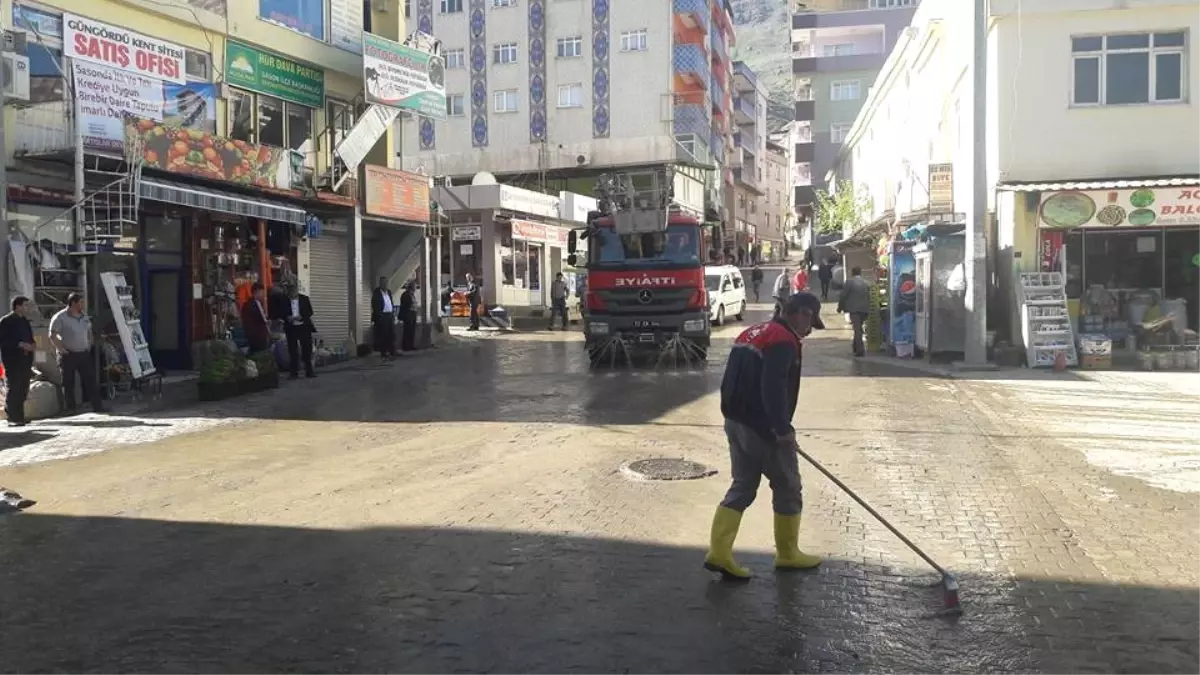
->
xmin=64 ymin=14 xmax=186 ymax=84
xmin=1038 ymin=186 xmax=1200 ymax=229
xmin=362 ymin=32 xmax=445 ymax=119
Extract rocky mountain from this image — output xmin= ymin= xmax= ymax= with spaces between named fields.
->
xmin=729 ymin=0 xmax=793 ymax=133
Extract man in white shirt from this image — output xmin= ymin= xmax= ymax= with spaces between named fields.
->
xmin=49 ymin=293 xmax=103 ymax=413
xmin=371 ymin=276 xmax=398 ymax=360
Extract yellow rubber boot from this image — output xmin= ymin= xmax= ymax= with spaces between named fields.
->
xmin=774 ymin=513 xmax=822 ymax=569
xmin=703 ymin=506 xmax=752 ymax=579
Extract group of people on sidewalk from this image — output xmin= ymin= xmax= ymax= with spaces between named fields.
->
xmin=761 ymin=261 xmax=872 ymax=358
xmin=240 ymin=281 xmax=318 ymax=379
xmin=371 ymin=277 xmax=419 ymax=359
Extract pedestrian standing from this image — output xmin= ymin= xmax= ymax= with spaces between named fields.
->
xmin=772 ymin=267 xmax=791 ymax=317
xmin=240 ymin=283 xmax=271 ymax=354
xmin=399 ymin=282 xmax=417 ymax=352
xmin=751 ymin=265 xmax=764 ymax=303
xmin=791 ymin=266 xmax=809 ymax=294
xmin=817 ymin=259 xmax=835 ymax=301
xmin=371 ymin=276 xmax=398 ymax=360
xmin=48 ymin=293 xmax=103 ymax=414
xmin=279 ymin=283 xmax=317 ymax=379
xmin=704 ymin=292 xmax=826 ymax=579
xmin=837 ymin=266 xmax=872 ymax=357
xmin=548 ymin=272 xmax=569 ymax=330
xmin=0 ymin=297 xmax=37 ymax=427
xmin=466 ymin=273 xmax=482 ymax=331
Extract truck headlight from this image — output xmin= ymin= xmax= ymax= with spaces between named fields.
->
xmin=683 ymin=319 xmax=706 ymax=332
xmin=589 ymin=322 xmax=610 ymax=335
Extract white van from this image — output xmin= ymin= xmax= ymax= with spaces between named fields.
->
xmin=705 ymin=265 xmax=746 ymax=326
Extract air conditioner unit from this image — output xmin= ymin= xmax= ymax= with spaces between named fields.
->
xmin=2 ymin=52 xmax=30 ymax=102
xmin=575 ymin=152 xmax=591 ymax=166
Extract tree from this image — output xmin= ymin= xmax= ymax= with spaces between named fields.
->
xmin=813 ymin=181 xmax=873 ymax=236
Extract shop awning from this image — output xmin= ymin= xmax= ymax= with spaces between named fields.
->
xmin=997 ymin=177 xmax=1200 ymax=192
xmin=139 ymin=179 xmax=307 ymax=226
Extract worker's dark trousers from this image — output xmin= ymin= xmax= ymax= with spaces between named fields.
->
xmin=720 ymin=419 xmax=803 ymax=515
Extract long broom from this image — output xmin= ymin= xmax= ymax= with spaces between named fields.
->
xmin=795 ymin=445 xmax=962 ymax=615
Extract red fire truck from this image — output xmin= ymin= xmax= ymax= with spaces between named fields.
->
xmin=567 ymin=170 xmax=713 ymax=365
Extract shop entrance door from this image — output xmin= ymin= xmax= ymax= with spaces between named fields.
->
xmin=146 ymin=268 xmax=186 ymax=370
xmin=528 ymin=243 xmax=543 ymax=306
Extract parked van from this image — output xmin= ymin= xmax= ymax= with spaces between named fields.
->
xmin=704 ymin=265 xmax=746 ymax=326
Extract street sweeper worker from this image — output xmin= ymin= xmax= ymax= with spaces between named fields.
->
xmin=704 ymin=291 xmax=826 ymax=579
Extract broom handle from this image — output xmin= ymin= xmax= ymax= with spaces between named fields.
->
xmin=795 ymin=446 xmax=947 ymax=577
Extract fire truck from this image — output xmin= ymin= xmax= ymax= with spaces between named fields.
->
xmin=567 ymin=169 xmax=714 ymax=365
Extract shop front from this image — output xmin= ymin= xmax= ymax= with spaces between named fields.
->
xmin=1033 ymin=182 xmax=1200 ymax=362
xmin=361 ymin=165 xmax=432 ymax=340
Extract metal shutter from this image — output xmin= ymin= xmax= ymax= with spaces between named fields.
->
xmin=358 ymin=257 xmax=372 ymax=343
xmin=308 ymin=233 xmax=351 ymax=347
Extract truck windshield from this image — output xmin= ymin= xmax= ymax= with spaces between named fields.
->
xmin=590 ymin=225 xmax=701 ymax=267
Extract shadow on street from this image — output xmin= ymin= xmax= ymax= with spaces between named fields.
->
xmin=0 ymin=514 xmax=1194 ymax=673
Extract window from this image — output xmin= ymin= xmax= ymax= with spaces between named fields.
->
xmin=405 ymin=0 xmax=411 ymax=17
xmin=493 ymin=42 xmax=518 ymax=64
xmin=822 ymin=43 xmax=856 ymax=57
xmin=229 ymin=88 xmax=314 ymax=158
xmin=830 ymin=122 xmax=852 ymax=143
xmin=830 ymin=80 xmax=861 ymax=101
xmin=557 ymin=83 xmax=583 ymax=107
xmin=1072 ymin=32 xmax=1186 ymax=106
xmin=493 ymin=89 xmax=519 ymax=113
xmin=185 ymin=52 xmax=211 ymax=81
xmin=492 ymin=0 xmax=516 ymax=6
xmin=868 ymin=0 xmax=915 ymax=7
xmin=447 ymin=93 xmax=465 ymax=116
xmin=557 ymin=36 xmax=583 ymax=58
xmin=258 ymin=0 xmax=326 ymax=41
xmin=441 ymin=0 xmax=463 ymax=12
xmin=445 ymin=48 xmax=466 ymax=69
xmin=620 ymin=29 xmax=648 ymax=52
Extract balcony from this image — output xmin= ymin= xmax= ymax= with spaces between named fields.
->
xmin=733 ymin=61 xmax=758 ymax=92
xmin=794 ymin=185 xmax=816 ymax=207
xmin=794 ymin=141 xmax=815 ymax=163
xmin=794 ymin=99 xmax=815 ymax=121
xmin=674 ymin=43 xmax=710 ymax=81
xmin=13 ymin=100 xmax=75 ymax=157
xmin=733 ymin=94 xmax=755 ymax=125
xmin=710 ymin=21 xmax=730 ymax=65
xmin=793 ymin=51 xmax=886 ymax=73
xmin=674 ymin=0 xmax=710 ymax=31
xmin=733 ymin=165 xmax=763 ymax=194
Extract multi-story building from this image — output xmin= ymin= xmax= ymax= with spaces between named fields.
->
xmin=831 ymin=0 xmax=1199 ymax=354
xmin=728 ymin=60 xmax=767 ymax=263
xmin=397 ymin=0 xmax=738 ymax=227
xmin=761 ymin=138 xmax=791 ymax=261
xmin=2 ymin=0 xmax=423 ymax=371
xmin=790 ymin=0 xmax=916 ymax=233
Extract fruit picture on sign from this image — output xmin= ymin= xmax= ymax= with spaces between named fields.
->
xmin=1128 ymin=208 xmax=1157 ymax=226
xmin=1129 ymin=189 xmax=1155 ymax=208
xmin=1040 ymin=191 xmax=1097 ymax=228
xmin=128 ymin=118 xmax=286 ymax=188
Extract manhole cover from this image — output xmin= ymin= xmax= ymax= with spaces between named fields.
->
xmin=621 ymin=458 xmax=717 ymax=481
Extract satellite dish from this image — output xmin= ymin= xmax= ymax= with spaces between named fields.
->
xmin=471 ymin=171 xmax=497 ymax=186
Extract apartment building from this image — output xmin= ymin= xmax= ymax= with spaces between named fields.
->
xmin=2 ymin=0 xmax=423 ymax=370
xmin=761 ymin=138 xmax=791 ymax=260
xmin=397 ymin=0 xmax=738 ymax=225
xmin=790 ymin=0 xmax=916 ymax=229
xmin=728 ymin=60 xmax=768 ymax=263
xmin=831 ymin=0 xmax=1199 ymax=351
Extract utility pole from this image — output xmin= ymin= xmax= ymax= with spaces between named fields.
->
xmin=0 ymin=31 xmax=10 ymax=306
xmin=963 ymin=0 xmax=989 ymax=365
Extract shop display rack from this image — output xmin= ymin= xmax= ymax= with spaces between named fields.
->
xmin=101 ymin=271 xmax=156 ymax=379
xmin=1019 ymin=272 xmax=1078 ymax=368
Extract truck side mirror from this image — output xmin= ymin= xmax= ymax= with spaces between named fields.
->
xmin=567 ymin=230 xmax=577 ymax=253
xmin=567 ymin=254 xmax=578 ymax=267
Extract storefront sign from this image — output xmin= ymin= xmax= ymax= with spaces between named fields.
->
xmin=329 ymin=0 xmax=364 ymax=54
xmin=259 ymin=0 xmax=325 ymax=41
xmin=1039 ymin=186 xmax=1200 ymax=229
xmin=545 ymin=227 xmax=570 ymax=248
xmin=125 ymin=117 xmax=302 ymax=189
xmin=558 ymin=191 xmax=597 ymax=223
xmin=1039 ymin=229 xmax=1064 ymax=273
xmin=362 ymin=33 xmax=446 ymax=118
xmin=459 ymin=244 xmax=474 ymax=256
xmin=225 ymin=40 xmax=324 ymax=108
xmin=452 ymin=225 xmax=482 ymax=241
xmin=64 ymin=14 xmax=186 ymax=83
xmin=500 ymin=185 xmax=560 ymax=218
xmin=73 ymin=61 xmax=163 ymax=151
xmin=928 ymin=163 xmax=953 ymax=212
xmin=363 ymin=165 xmax=430 ymax=223
xmin=511 ymin=219 xmax=547 ymax=242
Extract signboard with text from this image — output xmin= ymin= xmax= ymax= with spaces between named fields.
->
xmin=126 ymin=118 xmax=301 ymax=189
xmin=928 ymin=162 xmax=953 ymax=212
xmin=1039 ymin=186 xmax=1200 ymax=229
xmin=225 ymin=40 xmax=324 ymax=108
xmin=363 ymin=165 xmax=431 ymax=223
xmin=64 ymin=14 xmax=185 ymax=83
xmin=362 ymin=32 xmax=445 ymax=118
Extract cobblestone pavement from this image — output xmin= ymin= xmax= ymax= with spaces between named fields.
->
xmin=0 ymin=305 xmax=1196 ymax=673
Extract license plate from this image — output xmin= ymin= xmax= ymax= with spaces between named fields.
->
xmin=632 ymin=320 xmax=661 ymax=329
xmin=638 ymin=333 xmax=655 ymax=343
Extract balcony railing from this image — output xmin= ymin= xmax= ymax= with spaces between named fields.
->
xmin=13 ymin=100 xmax=75 ymax=156
xmin=734 ymin=94 xmax=755 ymax=118
xmin=733 ymin=61 xmax=758 ymax=88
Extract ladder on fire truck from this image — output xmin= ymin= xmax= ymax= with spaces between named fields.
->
xmin=594 ymin=167 xmax=676 ymax=235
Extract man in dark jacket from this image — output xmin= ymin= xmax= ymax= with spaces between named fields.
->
xmin=750 ymin=265 xmax=764 ymax=302
xmin=240 ymin=283 xmax=271 ymax=354
xmin=398 ymin=282 xmax=417 ymax=352
xmin=371 ymin=276 xmax=397 ymax=360
xmin=704 ymin=292 xmax=825 ymax=579
xmin=465 ymin=273 xmax=482 ymax=331
xmin=277 ymin=284 xmax=317 ymax=379
xmin=817 ymin=259 xmax=835 ymax=301
xmin=837 ymin=266 xmax=873 ymax=357
xmin=0 ymin=297 xmax=37 ymax=426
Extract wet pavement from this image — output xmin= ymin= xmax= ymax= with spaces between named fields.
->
xmin=0 ymin=304 xmax=1197 ymax=673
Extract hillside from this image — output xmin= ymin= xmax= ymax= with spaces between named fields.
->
xmin=729 ymin=0 xmax=793 ymax=133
